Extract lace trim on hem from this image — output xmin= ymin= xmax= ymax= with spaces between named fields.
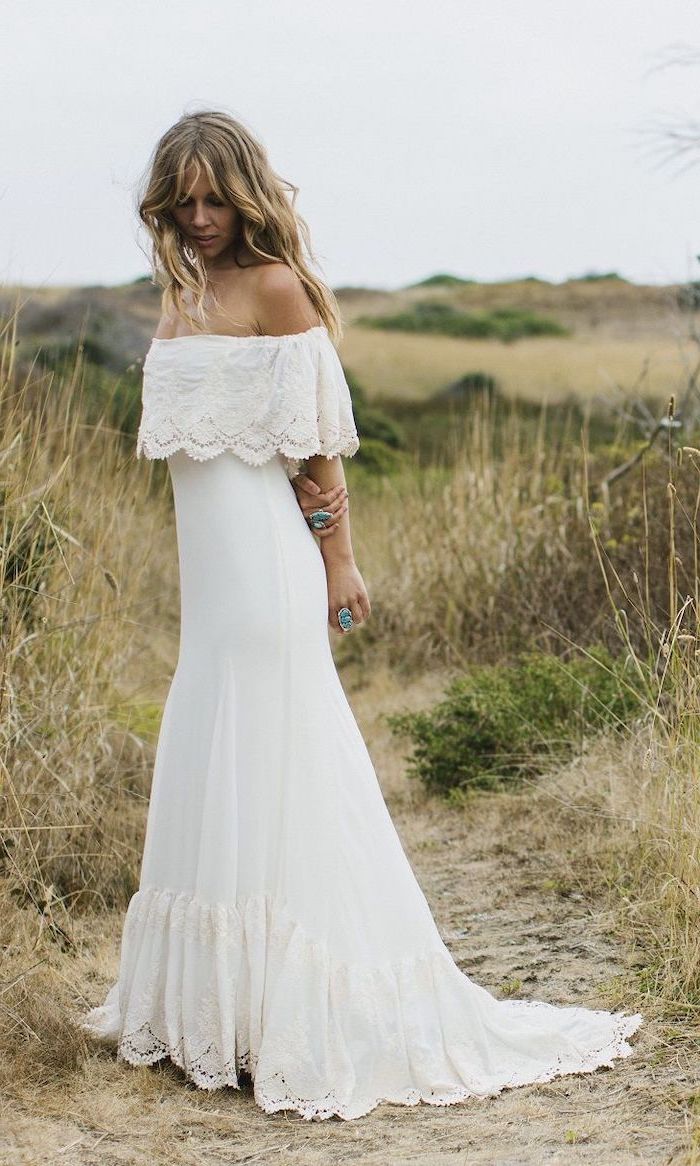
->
xmin=78 ymin=884 xmax=644 ymax=1123
xmin=111 ymin=1012 xmax=643 ymax=1122
xmin=135 ymin=430 xmax=360 ymax=466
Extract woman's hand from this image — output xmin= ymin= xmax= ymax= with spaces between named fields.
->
xmin=291 ymin=458 xmax=366 ymax=634
xmin=291 ymin=472 xmax=348 ymax=538
xmin=325 ymin=558 xmax=371 ymax=635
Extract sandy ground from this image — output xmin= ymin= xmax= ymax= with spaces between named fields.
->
xmin=2 ymin=666 xmax=696 ymax=1166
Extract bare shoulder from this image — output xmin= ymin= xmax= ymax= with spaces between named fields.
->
xmin=152 ymin=288 xmax=190 ymax=340
xmin=250 ymin=261 xmax=321 ymax=336
xmin=152 ymin=298 xmax=177 ymax=340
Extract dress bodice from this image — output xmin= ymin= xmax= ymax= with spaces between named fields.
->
xmin=135 ymin=324 xmax=360 ymax=479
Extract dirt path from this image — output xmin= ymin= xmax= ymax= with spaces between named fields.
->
xmin=4 ymin=668 xmax=695 ymax=1166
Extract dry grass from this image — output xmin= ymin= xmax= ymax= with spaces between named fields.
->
xmin=580 ymin=441 xmax=700 ymax=1016
xmin=4 ymin=274 xmax=694 ymax=410
xmin=4 ymin=666 xmax=696 ymax=1165
xmin=350 ymin=402 xmax=700 ymax=1017
xmin=1 ymin=290 xmax=699 ymax=1160
xmin=336 ymin=324 xmax=693 ymax=404
xmin=0 ymin=306 xmax=178 ymax=1104
xmin=347 ymin=396 xmax=700 ymax=681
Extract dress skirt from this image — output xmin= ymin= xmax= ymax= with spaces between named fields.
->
xmin=79 ymin=448 xmax=642 ymax=1121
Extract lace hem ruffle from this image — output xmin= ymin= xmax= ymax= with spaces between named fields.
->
xmin=135 ymin=324 xmax=360 ymax=480
xmin=78 ymin=885 xmax=643 ymax=1122
xmin=135 ymin=425 xmax=360 ymax=480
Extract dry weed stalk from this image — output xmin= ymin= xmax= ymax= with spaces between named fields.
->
xmin=0 ymin=299 xmax=175 ymax=987
xmin=583 ymin=401 xmax=700 ymax=1013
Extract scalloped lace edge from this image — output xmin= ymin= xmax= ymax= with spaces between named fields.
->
xmin=79 ymin=883 xmax=644 ymax=1122
xmin=108 ymin=1011 xmax=644 ymax=1122
xmin=135 ymin=433 xmax=361 ymax=465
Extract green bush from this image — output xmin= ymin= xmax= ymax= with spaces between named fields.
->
xmin=357 ymin=301 xmax=568 ymax=342
xmin=346 ymin=372 xmax=405 ymax=450
xmin=572 ymin=271 xmax=626 ymax=282
xmin=39 ymin=336 xmax=112 ymax=367
xmin=387 ymin=648 xmax=642 ymax=797
xmin=351 ymin=437 xmax=405 ymax=475
xmin=677 ymin=281 xmax=700 ymax=311
xmin=434 ymin=370 xmax=499 ymax=402
xmin=409 ymin=273 xmax=476 ymax=288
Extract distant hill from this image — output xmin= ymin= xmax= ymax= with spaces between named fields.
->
xmin=0 ymin=272 xmax=690 ymax=387
xmin=407 ymin=273 xmax=477 ymax=288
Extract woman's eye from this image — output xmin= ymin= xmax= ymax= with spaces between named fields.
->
xmin=174 ymin=198 xmax=224 ymax=207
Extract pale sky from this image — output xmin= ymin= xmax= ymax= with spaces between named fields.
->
xmin=2 ymin=0 xmax=699 ymax=291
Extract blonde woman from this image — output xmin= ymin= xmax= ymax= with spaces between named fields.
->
xmin=79 ymin=110 xmax=641 ymax=1121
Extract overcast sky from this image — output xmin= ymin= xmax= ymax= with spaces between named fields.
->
xmin=2 ymin=0 xmax=698 ymax=292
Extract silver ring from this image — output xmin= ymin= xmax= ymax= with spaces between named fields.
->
xmin=309 ymin=509 xmax=333 ymax=530
xmin=337 ymin=607 xmax=353 ymax=631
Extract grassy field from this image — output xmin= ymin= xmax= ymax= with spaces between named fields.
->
xmin=2 ymin=272 xmax=696 ymax=408
xmin=336 ymin=326 xmax=693 ymax=404
xmin=1 ymin=286 xmax=699 ymax=1161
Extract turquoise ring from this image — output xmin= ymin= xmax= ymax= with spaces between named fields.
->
xmin=337 ymin=607 xmax=354 ymax=632
xmin=309 ymin=509 xmax=333 ymax=530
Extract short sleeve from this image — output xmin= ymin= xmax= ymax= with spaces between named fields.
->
xmin=279 ymin=329 xmax=360 ymax=480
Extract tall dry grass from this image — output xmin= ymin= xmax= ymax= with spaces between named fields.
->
xmin=349 ymin=390 xmax=700 ymax=1017
xmin=580 ymin=420 xmax=700 ymax=1015
xmin=1 ymin=292 xmax=697 ymax=1123
xmin=0 ymin=307 xmax=177 ymax=1091
xmin=350 ymin=393 xmax=694 ymax=675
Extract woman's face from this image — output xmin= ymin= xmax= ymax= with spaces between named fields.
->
xmin=170 ymin=164 xmax=238 ymax=264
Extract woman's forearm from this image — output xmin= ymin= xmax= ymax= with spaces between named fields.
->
xmin=304 ymin=454 xmax=355 ymax=565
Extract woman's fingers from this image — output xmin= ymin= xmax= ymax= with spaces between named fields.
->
xmin=332 ymin=602 xmax=364 ymax=633
xmin=314 ymin=489 xmax=347 ymax=517
xmin=350 ymin=598 xmax=364 ymax=627
xmin=329 ymin=595 xmax=368 ymax=633
xmin=294 ymin=474 xmax=335 ymax=501
xmin=314 ymin=487 xmax=348 ymax=515
xmin=313 ymin=500 xmax=348 ymax=537
xmin=291 ymin=476 xmax=351 ymax=539
xmin=293 ymin=472 xmax=321 ymax=495
xmin=296 ymin=481 xmax=347 ymax=515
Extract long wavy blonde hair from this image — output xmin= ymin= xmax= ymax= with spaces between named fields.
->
xmin=137 ymin=109 xmax=343 ymax=341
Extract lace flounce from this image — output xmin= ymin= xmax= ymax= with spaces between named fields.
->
xmin=78 ymin=884 xmax=643 ymax=1122
xmin=135 ymin=325 xmax=360 ymax=479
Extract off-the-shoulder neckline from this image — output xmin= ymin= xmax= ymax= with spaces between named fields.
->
xmin=149 ymin=323 xmax=328 ymax=346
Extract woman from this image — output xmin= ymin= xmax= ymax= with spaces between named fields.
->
xmin=79 ymin=110 xmax=642 ymax=1122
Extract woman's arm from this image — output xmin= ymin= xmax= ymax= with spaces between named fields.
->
xmin=250 ymin=264 xmax=371 ymax=633
xmin=304 ymin=455 xmax=354 ymax=563
xmin=304 ymin=453 xmax=371 ymax=634
xmin=291 ymin=472 xmax=349 ymax=541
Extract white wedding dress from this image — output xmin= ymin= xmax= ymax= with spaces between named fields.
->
xmin=79 ymin=323 xmax=642 ymax=1121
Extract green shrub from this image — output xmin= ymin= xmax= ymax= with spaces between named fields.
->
xmin=434 ymin=370 xmax=499 ymax=402
xmin=357 ymin=301 xmax=568 ymax=342
xmin=346 ymin=371 xmax=406 ymax=450
xmin=387 ymin=648 xmax=642 ymax=797
xmin=39 ymin=336 xmax=111 ymax=367
xmin=677 ymin=281 xmax=700 ymax=311
xmin=409 ymin=273 xmax=476 ymax=288
xmin=352 ymin=437 xmax=405 ymax=475
xmin=572 ymin=271 xmax=626 ymax=282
